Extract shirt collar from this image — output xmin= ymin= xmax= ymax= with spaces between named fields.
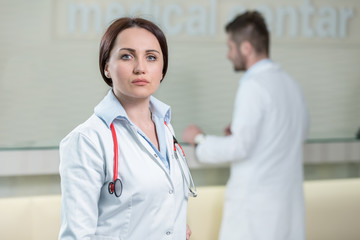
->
xmin=241 ymin=58 xmax=272 ymax=81
xmin=94 ymin=89 xmax=171 ymax=128
xmin=149 ymin=95 xmax=172 ymax=123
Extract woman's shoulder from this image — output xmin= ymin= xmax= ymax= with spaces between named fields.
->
xmin=60 ymin=114 xmax=109 ymax=147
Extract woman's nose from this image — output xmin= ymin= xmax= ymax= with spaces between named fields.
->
xmin=134 ymin=59 xmax=146 ymax=74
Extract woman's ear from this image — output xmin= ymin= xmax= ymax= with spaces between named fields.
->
xmin=104 ymin=64 xmax=110 ymax=78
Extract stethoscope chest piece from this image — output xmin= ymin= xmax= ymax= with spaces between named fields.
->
xmin=108 ymin=178 xmax=123 ymax=197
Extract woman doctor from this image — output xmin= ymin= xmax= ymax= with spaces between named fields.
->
xmin=59 ymin=17 xmax=193 ymax=240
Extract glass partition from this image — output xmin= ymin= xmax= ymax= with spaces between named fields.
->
xmin=1 ymin=0 xmax=360 ymax=149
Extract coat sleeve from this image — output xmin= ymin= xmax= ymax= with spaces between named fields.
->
xmin=196 ymin=80 xmax=267 ymax=164
xmin=59 ymin=131 xmax=105 ymax=239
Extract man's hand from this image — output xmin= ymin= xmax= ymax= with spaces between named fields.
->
xmin=182 ymin=124 xmax=203 ymax=146
xmin=186 ymin=224 xmax=192 ymax=240
xmin=224 ymin=123 xmax=232 ymax=136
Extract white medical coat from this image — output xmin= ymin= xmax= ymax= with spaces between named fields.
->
xmin=196 ymin=60 xmax=309 ymax=240
xmin=59 ymin=90 xmax=189 ymax=240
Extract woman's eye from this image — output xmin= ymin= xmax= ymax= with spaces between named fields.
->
xmin=147 ymin=55 xmax=156 ymax=61
xmin=120 ymin=54 xmax=132 ymax=60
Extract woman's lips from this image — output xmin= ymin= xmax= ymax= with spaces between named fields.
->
xmin=132 ymin=79 xmax=149 ymax=86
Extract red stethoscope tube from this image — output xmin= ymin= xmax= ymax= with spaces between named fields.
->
xmin=164 ymin=122 xmax=185 ymax=156
xmin=108 ymin=123 xmax=122 ymax=197
xmin=110 ymin=123 xmax=118 ymax=185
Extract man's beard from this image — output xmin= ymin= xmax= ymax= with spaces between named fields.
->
xmin=233 ymin=50 xmax=246 ymax=72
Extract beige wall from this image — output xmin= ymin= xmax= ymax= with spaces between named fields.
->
xmin=1 ymin=0 xmax=360 ymax=149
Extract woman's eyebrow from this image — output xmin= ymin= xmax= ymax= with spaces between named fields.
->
xmin=119 ymin=48 xmax=135 ymax=53
xmin=146 ymin=49 xmax=161 ymax=54
xmin=119 ymin=48 xmax=160 ymax=54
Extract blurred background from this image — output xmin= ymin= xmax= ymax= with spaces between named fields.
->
xmin=0 ymin=0 xmax=359 ymax=197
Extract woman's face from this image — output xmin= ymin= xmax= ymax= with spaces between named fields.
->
xmin=105 ymin=27 xmax=164 ymax=102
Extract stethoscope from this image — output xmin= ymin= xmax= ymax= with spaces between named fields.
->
xmin=108 ymin=121 xmax=197 ymax=198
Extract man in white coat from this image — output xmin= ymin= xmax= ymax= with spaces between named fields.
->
xmin=183 ymin=11 xmax=309 ymax=240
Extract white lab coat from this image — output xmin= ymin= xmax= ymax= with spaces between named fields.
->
xmin=196 ymin=60 xmax=309 ymax=240
xmin=59 ymin=91 xmax=189 ymax=240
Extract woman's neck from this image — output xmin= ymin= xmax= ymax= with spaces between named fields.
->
xmin=126 ymin=104 xmax=152 ymax=127
xmin=116 ymin=95 xmax=152 ymax=126
xmin=115 ymin=93 xmax=159 ymax=150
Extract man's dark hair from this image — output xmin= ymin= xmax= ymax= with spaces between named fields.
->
xmin=225 ymin=11 xmax=270 ymax=56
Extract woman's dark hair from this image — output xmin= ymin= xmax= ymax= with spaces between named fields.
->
xmin=99 ymin=17 xmax=168 ymax=87
xmin=225 ymin=11 xmax=269 ymax=56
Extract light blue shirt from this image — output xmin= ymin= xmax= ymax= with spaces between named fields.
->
xmin=94 ymin=89 xmax=171 ymax=171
